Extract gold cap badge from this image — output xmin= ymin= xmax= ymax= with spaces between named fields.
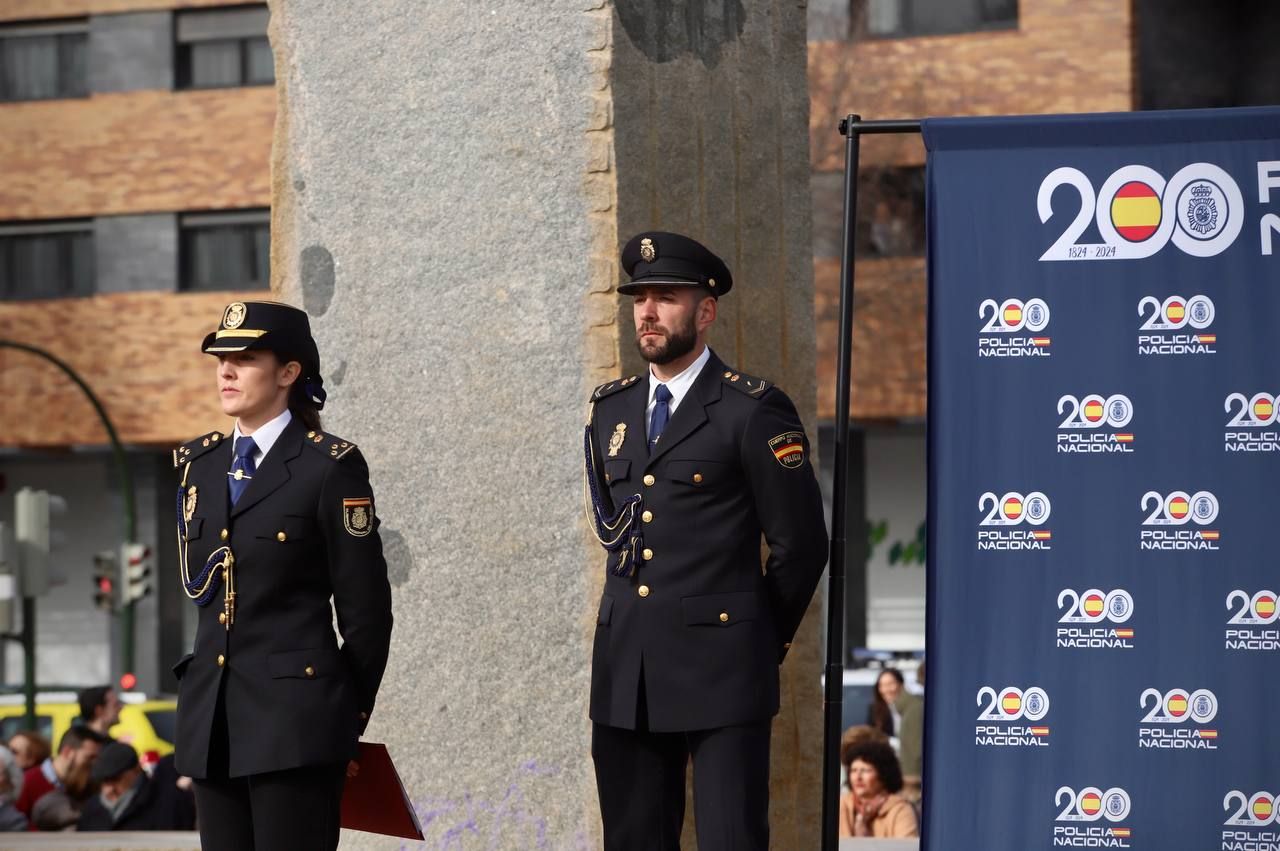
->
xmin=222 ymin=302 xmax=247 ymax=330
xmin=639 ymin=238 xmax=656 ymax=263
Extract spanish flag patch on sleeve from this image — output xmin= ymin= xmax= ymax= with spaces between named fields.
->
xmin=768 ymin=432 xmax=806 ymax=469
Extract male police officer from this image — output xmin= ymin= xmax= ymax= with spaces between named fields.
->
xmin=585 ymin=232 xmax=829 ymax=850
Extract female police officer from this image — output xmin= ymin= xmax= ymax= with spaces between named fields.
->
xmin=172 ymin=301 xmax=393 ymax=850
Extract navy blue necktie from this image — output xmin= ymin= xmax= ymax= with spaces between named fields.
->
xmin=229 ymin=436 xmax=257 ymax=506
xmin=649 ymin=384 xmax=672 ymax=453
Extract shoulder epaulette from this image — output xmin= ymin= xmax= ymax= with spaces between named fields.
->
xmin=591 ymin=374 xmax=643 ymax=402
xmin=173 ymin=431 xmax=226 ymax=468
xmin=302 ymin=429 xmax=359 ymax=461
xmin=719 ymin=367 xmax=772 ymax=398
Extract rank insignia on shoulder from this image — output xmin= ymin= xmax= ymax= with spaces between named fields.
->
xmin=305 ymin=431 xmax=357 ymax=461
xmin=769 ymin=431 xmax=806 ymax=468
xmin=721 ymin=369 xmax=770 ymax=397
xmin=343 ymin=497 xmax=374 ymax=537
xmin=174 ymin=431 xmax=225 ymax=468
xmin=592 ymin=375 xmax=641 ymax=402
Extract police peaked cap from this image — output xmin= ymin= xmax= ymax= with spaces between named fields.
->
xmin=618 ymin=231 xmax=733 ymax=297
xmin=201 ymin=301 xmax=326 ymax=407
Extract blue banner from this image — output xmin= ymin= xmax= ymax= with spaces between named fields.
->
xmin=922 ymin=107 xmax=1280 ymax=851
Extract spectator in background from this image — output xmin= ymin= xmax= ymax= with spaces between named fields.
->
xmin=866 ymin=668 xmax=906 ymax=738
xmin=0 ymin=746 xmax=27 ymax=831
xmin=897 ymin=660 xmax=925 ymax=801
xmin=77 ymin=742 xmax=195 ymax=832
xmin=8 ymin=732 xmax=50 ymax=773
xmin=31 ymin=791 xmax=79 ymax=831
xmin=839 ymin=737 xmax=919 ymax=838
xmin=77 ymin=687 xmax=122 ymax=740
xmin=15 ymin=726 xmax=106 ymax=829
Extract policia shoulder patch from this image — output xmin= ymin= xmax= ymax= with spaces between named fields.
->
xmin=769 ymin=432 xmax=806 ymax=468
xmin=343 ymin=497 xmax=374 ymax=537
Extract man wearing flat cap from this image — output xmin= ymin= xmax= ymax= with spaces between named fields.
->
xmin=172 ymin=301 xmax=393 ymax=850
xmin=77 ymin=742 xmax=195 ymax=831
xmin=584 ymin=232 xmax=829 ymax=849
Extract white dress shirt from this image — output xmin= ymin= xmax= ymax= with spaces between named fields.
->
xmin=232 ymin=407 xmax=293 ymax=469
xmin=645 ymin=345 xmax=712 ymax=440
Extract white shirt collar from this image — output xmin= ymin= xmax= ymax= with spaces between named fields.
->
xmin=646 ymin=344 xmax=712 ymax=422
xmin=232 ymin=407 xmax=293 ymax=466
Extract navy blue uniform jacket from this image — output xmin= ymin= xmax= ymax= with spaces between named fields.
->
xmin=171 ymin=417 xmax=393 ymax=778
xmin=587 ymin=351 xmax=829 ymax=732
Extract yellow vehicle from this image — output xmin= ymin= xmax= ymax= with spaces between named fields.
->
xmin=0 ymin=690 xmax=176 ymax=770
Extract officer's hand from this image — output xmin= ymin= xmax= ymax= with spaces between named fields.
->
xmin=346 ymin=760 xmax=360 ymax=778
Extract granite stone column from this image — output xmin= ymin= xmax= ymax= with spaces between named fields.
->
xmin=267 ymin=1 xmax=819 ymax=847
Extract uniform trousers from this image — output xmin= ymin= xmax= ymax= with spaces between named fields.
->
xmin=591 ymin=675 xmax=772 ymax=851
xmin=192 ymin=681 xmax=347 ymax=851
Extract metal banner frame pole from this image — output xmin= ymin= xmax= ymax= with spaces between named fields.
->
xmin=822 ymin=114 xmax=923 ymax=851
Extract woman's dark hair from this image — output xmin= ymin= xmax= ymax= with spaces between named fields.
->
xmin=287 ymin=378 xmax=323 ymax=432
xmin=869 ymin=668 xmax=905 ymax=734
xmin=842 ymin=737 xmax=904 ymax=794
xmin=264 ymin=346 xmax=323 ymax=432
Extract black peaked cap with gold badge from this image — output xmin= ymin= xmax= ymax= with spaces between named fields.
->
xmin=202 ymin=301 xmax=325 ymax=407
xmin=202 ymin=301 xmax=319 ymax=369
xmin=618 ymin=231 xmax=733 ymax=297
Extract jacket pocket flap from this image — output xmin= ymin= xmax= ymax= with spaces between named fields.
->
xmin=172 ymin=653 xmax=195 ymax=681
xmin=682 ymin=591 xmax=761 ymax=626
xmin=597 ymin=595 xmax=614 ymax=625
xmin=267 ymin=647 xmax=339 ymax=679
xmin=604 ymin=459 xmax=631 ymax=483
xmin=182 ymin=518 xmax=203 ymax=541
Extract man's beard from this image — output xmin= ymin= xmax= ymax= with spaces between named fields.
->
xmin=635 ymin=316 xmax=698 ymax=365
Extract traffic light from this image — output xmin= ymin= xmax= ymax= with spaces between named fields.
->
xmin=92 ymin=550 xmax=118 ymax=611
xmin=120 ymin=542 xmax=152 ymax=604
xmin=15 ymin=487 xmax=66 ymax=597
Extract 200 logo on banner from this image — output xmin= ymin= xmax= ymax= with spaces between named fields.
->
xmin=1053 ymin=787 xmax=1133 ymax=848
xmin=1138 ymin=294 xmax=1217 ymax=356
xmin=1058 ymin=394 xmax=1135 ymax=453
xmin=1225 ymin=393 xmax=1280 ymax=452
xmin=1226 ymin=590 xmax=1280 ymax=651
xmin=1039 ymin=163 xmax=1244 ymax=261
xmin=978 ymin=491 xmax=1052 ymax=550
xmin=1057 ymin=588 xmax=1134 ymax=649
xmin=1140 ymin=490 xmax=1221 ymax=551
xmin=975 ymin=686 xmax=1049 ymax=747
xmin=978 ymin=297 xmax=1052 ymax=357
xmin=1138 ymin=688 xmax=1219 ymax=750
xmin=1223 ymin=792 xmax=1280 ymax=851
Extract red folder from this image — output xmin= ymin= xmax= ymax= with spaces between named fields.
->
xmin=340 ymin=742 xmax=425 ymax=840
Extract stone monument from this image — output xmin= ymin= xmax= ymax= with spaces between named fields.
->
xmin=268 ymin=1 xmax=820 ymax=846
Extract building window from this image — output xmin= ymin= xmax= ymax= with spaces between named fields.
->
xmin=175 ymin=6 xmax=273 ymax=90
xmin=180 ymin=210 xmax=270 ymax=292
xmin=0 ymin=20 xmax=88 ymax=102
xmin=861 ymin=0 xmax=1017 ymax=39
xmin=0 ymin=221 xmax=94 ymax=300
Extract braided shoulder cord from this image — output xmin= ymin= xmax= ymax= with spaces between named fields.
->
xmin=176 ymin=485 xmax=224 ymax=606
xmin=583 ymin=423 xmax=643 ymax=577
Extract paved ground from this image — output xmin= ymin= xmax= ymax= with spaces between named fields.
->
xmin=2 ymin=831 xmax=921 ymax=849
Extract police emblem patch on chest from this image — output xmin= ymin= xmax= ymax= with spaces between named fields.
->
xmin=769 ymin=432 xmax=806 ymax=468
xmin=183 ymin=486 xmax=198 ymax=523
xmin=607 ymin=423 xmax=627 ymax=457
xmin=343 ymin=497 xmax=374 ymax=537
